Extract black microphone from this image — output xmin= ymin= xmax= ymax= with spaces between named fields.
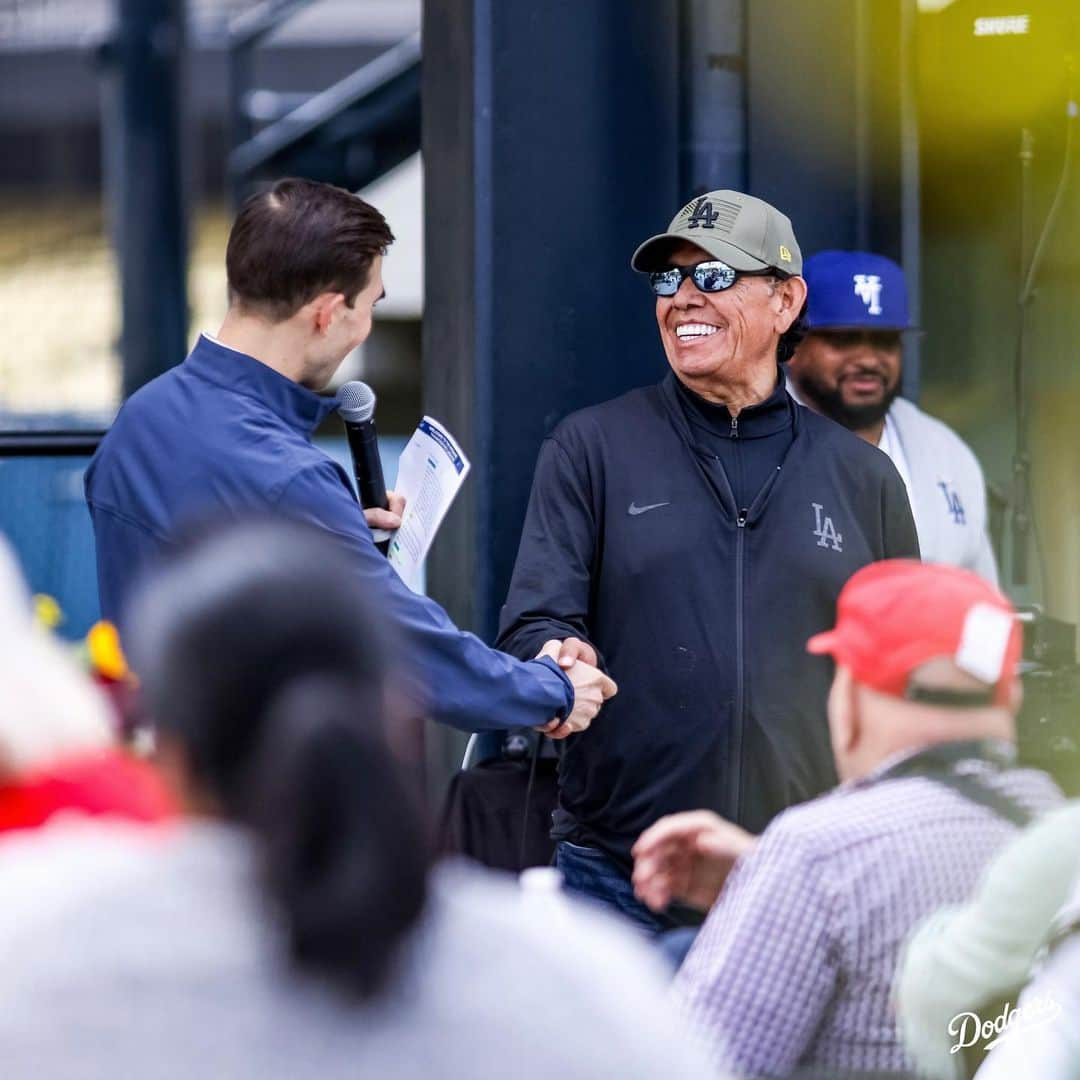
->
xmin=338 ymin=380 xmax=391 ymax=556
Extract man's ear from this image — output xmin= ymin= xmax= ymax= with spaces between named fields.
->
xmin=310 ymin=292 xmax=345 ymax=335
xmin=776 ymin=275 xmax=807 ymax=334
xmin=828 ymin=663 xmax=859 ymax=755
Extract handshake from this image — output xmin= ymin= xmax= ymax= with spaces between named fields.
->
xmin=363 ymin=498 xmax=614 ymax=740
xmin=533 ymin=637 xmax=617 ymax=740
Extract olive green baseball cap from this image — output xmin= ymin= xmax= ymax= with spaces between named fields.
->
xmin=631 ymin=190 xmax=803 ymax=276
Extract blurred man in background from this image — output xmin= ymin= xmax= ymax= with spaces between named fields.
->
xmin=788 ymin=250 xmax=998 ymax=581
xmin=498 ymin=191 xmax=918 ymax=931
xmin=85 ymin=178 xmax=614 ymax=739
xmin=633 ymin=560 xmax=1060 ymax=1077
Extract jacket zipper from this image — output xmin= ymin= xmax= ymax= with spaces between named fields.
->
xmin=657 ymin=377 xmax=798 ymax=828
xmin=730 ymin=410 xmax=744 ymax=819
xmin=732 ymin=506 xmax=748 ymax=820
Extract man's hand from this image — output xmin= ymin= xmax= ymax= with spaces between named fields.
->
xmin=534 ymin=638 xmax=616 ymax=739
xmin=631 ymin=810 xmax=757 ymax=913
xmin=364 ymin=490 xmax=405 ymax=532
xmin=553 ymin=636 xmax=599 ymax=669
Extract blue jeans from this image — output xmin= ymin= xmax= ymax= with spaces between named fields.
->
xmin=656 ymin=926 xmax=699 ymax=971
xmin=555 ymin=839 xmax=674 ymax=935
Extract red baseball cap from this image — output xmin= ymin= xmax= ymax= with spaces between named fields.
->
xmin=807 ymin=560 xmax=1021 ymax=705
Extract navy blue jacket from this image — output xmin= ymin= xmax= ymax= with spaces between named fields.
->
xmin=497 ymin=373 xmax=919 ymax=866
xmin=85 ymin=335 xmax=573 ymax=733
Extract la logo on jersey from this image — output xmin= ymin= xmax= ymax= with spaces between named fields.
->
xmin=938 ymin=481 xmax=966 ymax=524
xmin=812 ymin=503 xmax=843 ymax=551
xmin=853 ymin=273 xmax=883 ymax=315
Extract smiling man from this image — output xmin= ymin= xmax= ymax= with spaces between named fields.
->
xmin=496 ymin=190 xmax=920 ymax=930
xmin=788 ymin=250 xmax=999 ymax=581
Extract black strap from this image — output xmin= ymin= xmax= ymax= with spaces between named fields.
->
xmin=879 ymin=740 xmax=1035 ymax=828
xmin=924 ymin=770 xmax=1035 ymax=828
xmin=904 ymin=684 xmax=996 ymax=708
xmin=518 ymin=732 xmax=545 ymax=870
xmin=879 ymin=739 xmax=1016 ymax=779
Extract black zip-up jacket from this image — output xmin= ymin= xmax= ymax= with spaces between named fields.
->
xmin=496 ymin=372 xmax=919 ymax=870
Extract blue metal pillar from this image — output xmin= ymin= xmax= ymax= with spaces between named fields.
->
xmin=422 ymin=0 xmax=681 ymax=641
xmin=746 ymin=0 xmax=908 ymax=261
xmin=103 ymin=0 xmax=189 ymax=398
xmin=679 ymin=0 xmax=747 ymax=195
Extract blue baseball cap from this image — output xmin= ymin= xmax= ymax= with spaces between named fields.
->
xmin=803 ymin=250 xmax=912 ymax=330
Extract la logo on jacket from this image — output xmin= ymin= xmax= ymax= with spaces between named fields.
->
xmin=812 ymin=502 xmax=843 ymax=552
xmin=938 ymin=481 xmax=966 ymax=525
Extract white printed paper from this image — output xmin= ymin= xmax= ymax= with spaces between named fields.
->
xmin=387 ymin=416 xmax=470 ymax=592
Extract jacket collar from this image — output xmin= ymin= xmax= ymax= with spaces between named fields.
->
xmin=657 ymin=369 xmax=803 ymax=524
xmin=185 ymin=334 xmax=339 ymax=435
xmin=674 ymin=368 xmax=792 ymax=438
xmin=661 ymin=368 xmax=798 ymax=442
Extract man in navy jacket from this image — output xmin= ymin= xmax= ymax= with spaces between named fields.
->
xmin=497 ymin=190 xmax=919 ymax=929
xmin=86 ymin=178 xmax=615 ymax=736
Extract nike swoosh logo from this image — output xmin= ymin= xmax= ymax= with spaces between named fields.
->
xmin=628 ymin=501 xmax=671 ymax=516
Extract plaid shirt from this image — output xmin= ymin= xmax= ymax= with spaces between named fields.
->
xmin=672 ymin=743 xmax=1062 ymax=1078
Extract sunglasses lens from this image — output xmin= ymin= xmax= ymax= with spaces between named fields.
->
xmin=693 ymin=262 xmax=736 ymax=292
xmin=649 ymin=269 xmax=682 ymax=296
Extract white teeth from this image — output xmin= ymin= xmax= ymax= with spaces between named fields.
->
xmin=676 ymin=323 xmax=719 ymax=339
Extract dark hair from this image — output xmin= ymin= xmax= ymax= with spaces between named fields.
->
xmin=777 ymin=304 xmax=809 ymax=364
xmin=226 ymin=177 xmax=395 ymax=322
xmin=127 ymin=519 xmax=429 ymax=999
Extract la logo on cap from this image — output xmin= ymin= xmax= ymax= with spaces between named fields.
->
xmin=853 ymin=273 xmax=883 ymax=315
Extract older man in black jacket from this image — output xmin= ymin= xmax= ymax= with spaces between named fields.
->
xmin=496 ymin=190 xmax=919 ymax=931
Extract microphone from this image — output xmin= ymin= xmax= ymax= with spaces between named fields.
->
xmin=338 ymin=380 xmax=391 ymax=555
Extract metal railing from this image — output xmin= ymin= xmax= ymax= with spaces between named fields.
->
xmin=0 ymin=431 xmax=105 ymax=456
xmin=224 ymin=0 xmax=420 ymax=205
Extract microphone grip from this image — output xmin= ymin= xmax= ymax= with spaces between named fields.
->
xmin=346 ymin=418 xmax=389 ymax=511
xmin=344 ymin=418 xmax=391 ymax=556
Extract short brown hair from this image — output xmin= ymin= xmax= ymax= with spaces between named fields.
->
xmin=226 ymin=178 xmax=394 ymax=321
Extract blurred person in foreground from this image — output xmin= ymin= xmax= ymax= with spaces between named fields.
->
xmin=969 ymin=838 xmax=1080 ymax=1080
xmin=895 ymin=799 xmax=1080 ymax=1079
xmin=497 ymin=191 xmax=918 ymax=931
xmin=632 ymin=560 xmax=1061 ymax=1078
xmin=0 ymin=536 xmax=172 ymax=833
xmin=787 ymin=251 xmax=997 ymax=581
xmin=0 ymin=520 xmax=718 ymax=1080
xmin=84 ymin=178 xmax=614 ymax=741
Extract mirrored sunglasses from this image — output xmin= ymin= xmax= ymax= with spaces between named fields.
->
xmin=648 ymin=260 xmax=775 ymax=297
